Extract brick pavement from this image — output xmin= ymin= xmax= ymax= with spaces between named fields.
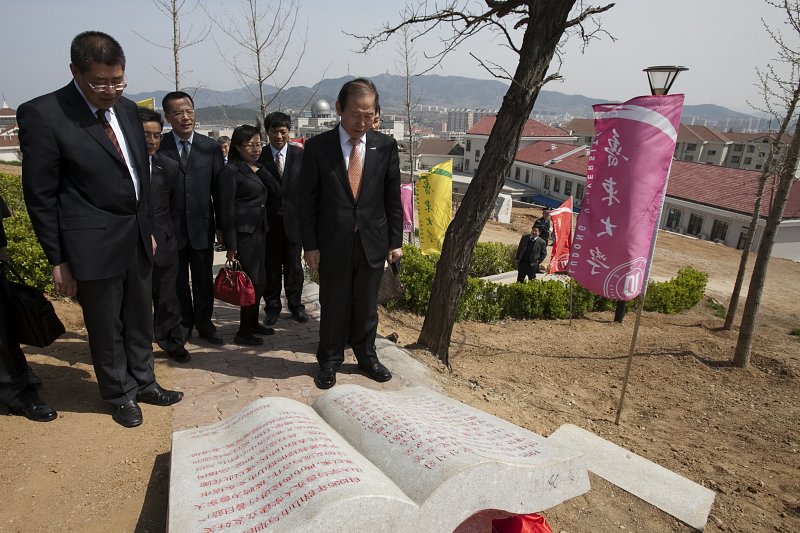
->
xmin=169 ymin=261 xmax=433 ymax=431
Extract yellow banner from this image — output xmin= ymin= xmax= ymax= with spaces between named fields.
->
xmin=415 ymin=159 xmax=452 ymax=255
xmin=136 ymin=97 xmax=155 ymax=110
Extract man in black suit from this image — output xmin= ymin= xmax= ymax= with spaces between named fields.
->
xmin=139 ymin=107 xmax=190 ymax=363
xmin=0 ymin=194 xmax=57 ymax=422
xmin=158 ymin=92 xmax=225 ymax=345
xmin=301 ymin=78 xmax=403 ymax=389
xmin=18 ymin=31 xmax=183 ymax=427
xmin=258 ymin=111 xmax=308 ymax=326
xmin=515 ymin=225 xmax=548 ymax=283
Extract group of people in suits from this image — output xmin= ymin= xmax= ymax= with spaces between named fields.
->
xmin=8 ymin=31 xmax=403 ymax=425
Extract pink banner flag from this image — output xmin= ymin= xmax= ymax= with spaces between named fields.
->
xmin=567 ymin=94 xmax=684 ymax=300
xmin=401 ymin=183 xmax=414 ymax=233
xmin=548 ymin=196 xmax=573 ymax=274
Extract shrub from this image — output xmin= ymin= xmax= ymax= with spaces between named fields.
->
xmin=643 ymin=267 xmax=708 ymax=314
xmin=0 ymin=173 xmax=53 ymax=291
xmin=469 ymin=242 xmax=516 ymax=277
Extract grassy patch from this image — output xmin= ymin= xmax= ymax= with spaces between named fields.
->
xmin=707 ymin=297 xmax=727 ymax=318
xmin=790 ymin=328 xmax=800 ymax=340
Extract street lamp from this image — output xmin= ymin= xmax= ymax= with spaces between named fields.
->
xmin=643 ymin=65 xmax=689 ymax=96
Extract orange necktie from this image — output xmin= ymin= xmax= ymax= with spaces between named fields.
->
xmin=348 ymin=137 xmax=363 ymax=200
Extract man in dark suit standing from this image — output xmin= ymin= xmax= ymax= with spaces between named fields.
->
xmin=158 ymin=92 xmax=225 ymax=345
xmin=515 ymin=225 xmax=548 ymax=283
xmin=139 ymin=107 xmax=190 ymax=363
xmin=18 ymin=31 xmax=183 ymax=427
xmin=301 ymin=78 xmax=403 ymax=389
xmin=259 ymin=111 xmax=308 ymax=326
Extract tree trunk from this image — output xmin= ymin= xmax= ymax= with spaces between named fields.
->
xmin=418 ymin=0 xmax=577 ymax=364
xmin=734 ymin=128 xmax=800 ymax=367
xmin=724 ymin=83 xmax=800 ymax=330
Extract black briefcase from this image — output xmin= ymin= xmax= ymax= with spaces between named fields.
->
xmin=4 ymin=263 xmax=65 ymax=347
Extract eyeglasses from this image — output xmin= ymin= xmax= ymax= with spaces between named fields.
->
xmin=86 ymin=80 xmax=128 ymax=93
xmin=170 ymin=109 xmax=195 ymax=118
xmin=143 ymin=132 xmax=162 ymax=140
xmin=239 ymin=143 xmax=262 ymax=149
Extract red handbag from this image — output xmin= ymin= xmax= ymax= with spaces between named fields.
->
xmin=213 ymin=260 xmax=256 ymax=307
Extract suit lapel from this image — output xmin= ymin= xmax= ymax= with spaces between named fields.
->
xmin=115 ymin=102 xmax=145 ymax=176
xmin=63 ymin=83 xmax=123 ymax=164
xmin=323 ymin=127 xmax=354 ymax=203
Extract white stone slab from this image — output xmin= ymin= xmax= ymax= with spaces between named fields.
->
xmin=547 ymin=424 xmax=715 ymax=531
xmin=169 ymin=385 xmax=590 ymax=532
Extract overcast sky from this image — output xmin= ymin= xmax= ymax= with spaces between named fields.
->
xmin=0 ymin=0 xmax=790 ymax=113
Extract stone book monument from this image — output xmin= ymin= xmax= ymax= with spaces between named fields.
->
xmin=168 ymin=385 xmax=590 ymax=532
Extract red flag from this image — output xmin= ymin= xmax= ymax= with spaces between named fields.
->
xmin=289 ymin=137 xmax=304 ymax=147
xmin=567 ymin=94 xmax=684 ymax=300
xmin=548 ymin=197 xmax=573 ymax=274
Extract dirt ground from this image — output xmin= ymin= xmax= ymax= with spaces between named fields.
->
xmin=1 ymin=165 xmax=799 ymax=532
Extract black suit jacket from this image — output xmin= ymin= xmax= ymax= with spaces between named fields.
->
xmin=258 ymin=143 xmax=304 ymax=243
xmin=300 ymin=126 xmax=402 ymax=268
xmin=515 ymin=235 xmax=547 ymax=267
xmin=150 ymin=153 xmax=181 ymax=268
xmin=218 ymin=160 xmax=269 ymax=253
xmin=158 ymin=132 xmax=224 ymax=250
xmin=18 ymin=82 xmax=152 ymax=281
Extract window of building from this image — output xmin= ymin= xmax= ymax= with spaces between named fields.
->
xmin=515 ymin=167 xmax=521 ymax=179
xmin=710 ymin=219 xmax=729 ymax=242
xmin=464 ymin=159 xmax=470 ymax=171
xmin=553 ymin=177 xmax=561 ymax=193
xmin=747 ymin=145 xmax=755 ymax=153
xmin=744 ymin=157 xmax=753 ymax=165
xmin=730 ymin=156 xmax=741 ymax=164
xmin=564 ymin=180 xmax=572 ymax=196
xmin=465 ymin=140 xmax=471 ymax=152
xmin=687 ymin=213 xmax=704 ymax=236
xmin=755 ymin=164 xmax=762 ymax=170
xmin=733 ymin=144 xmax=743 ymax=152
xmin=576 ymin=183 xmax=584 ymax=200
xmin=687 ymin=143 xmax=697 ymax=151
xmin=544 ymin=175 xmax=551 ymax=189
xmin=684 ymin=156 xmax=693 ymax=162
xmin=525 ymin=169 xmax=530 ymax=181
xmin=475 ymin=150 xmax=480 ymax=162
xmin=525 ymin=175 xmax=529 ymax=184
xmin=666 ymin=207 xmax=682 ymax=229
xmin=708 ymin=150 xmax=717 ymax=155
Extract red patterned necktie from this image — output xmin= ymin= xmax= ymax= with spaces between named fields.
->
xmin=348 ymin=137 xmax=363 ymax=200
xmin=96 ymin=109 xmax=124 ymax=160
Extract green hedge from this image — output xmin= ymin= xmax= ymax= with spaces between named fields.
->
xmin=0 ymin=173 xmax=53 ymax=291
xmin=388 ymin=242 xmax=707 ymax=322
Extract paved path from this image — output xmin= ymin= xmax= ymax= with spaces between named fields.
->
xmin=169 ymin=254 xmax=433 ymax=431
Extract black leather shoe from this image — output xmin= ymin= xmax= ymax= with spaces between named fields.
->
xmin=198 ymin=331 xmax=224 ymax=345
xmin=112 ymin=400 xmax=143 ymax=427
xmin=250 ymin=324 xmax=275 ymax=336
xmin=358 ymin=361 xmax=393 ymax=383
xmin=292 ymin=309 xmax=309 ymax=323
xmin=9 ymin=401 xmax=57 ymax=422
xmin=264 ymin=315 xmax=279 ymax=326
xmin=137 ymin=385 xmax=184 ymax=406
xmin=315 ymin=368 xmax=336 ymax=389
xmin=168 ymin=346 xmax=192 ymax=363
xmin=234 ymin=333 xmax=263 ymax=346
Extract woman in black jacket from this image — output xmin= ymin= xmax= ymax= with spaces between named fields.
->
xmin=218 ymin=125 xmax=275 ymax=346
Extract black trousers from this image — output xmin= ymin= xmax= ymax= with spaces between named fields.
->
xmin=263 ymin=215 xmax=304 ymax=317
xmin=517 ymin=262 xmax=537 ymax=283
xmin=0 ymin=265 xmax=36 ymax=408
xmin=152 ymin=257 xmax=184 ymax=353
xmin=77 ymin=240 xmax=156 ymax=406
xmin=317 ymin=232 xmax=383 ymax=369
xmin=176 ymin=245 xmax=215 ymax=336
xmin=235 ymin=227 xmax=267 ymax=335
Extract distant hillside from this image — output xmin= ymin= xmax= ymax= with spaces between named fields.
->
xmin=128 ymin=74 xmax=760 ymax=130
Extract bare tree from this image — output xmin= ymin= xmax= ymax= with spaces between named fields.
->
xmin=353 ymin=1 xmax=614 ymax=364
xmin=396 ymin=26 xmax=422 ymax=176
xmin=135 ymin=0 xmax=210 ymax=91
xmin=210 ymin=0 xmax=309 ymax=117
xmin=733 ymin=0 xmax=800 ymax=367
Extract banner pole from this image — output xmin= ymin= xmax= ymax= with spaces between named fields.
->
xmin=614 ymin=161 xmax=674 ymax=425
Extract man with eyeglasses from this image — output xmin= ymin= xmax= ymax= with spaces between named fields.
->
xmin=158 ymin=91 xmax=225 ymax=346
xmin=18 ymin=31 xmax=183 ymax=428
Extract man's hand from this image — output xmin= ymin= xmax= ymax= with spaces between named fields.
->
xmin=226 ymin=249 xmax=237 ymax=262
xmin=151 ymin=235 xmax=157 ymax=256
xmin=387 ymin=248 xmax=403 ymax=264
xmin=304 ymin=249 xmax=320 ymax=271
xmin=53 ymin=262 xmax=77 ymax=297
